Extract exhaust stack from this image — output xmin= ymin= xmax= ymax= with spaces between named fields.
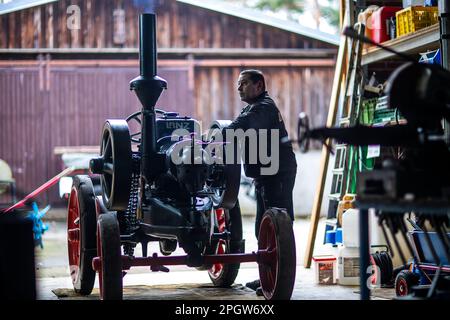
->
xmin=130 ymin=13 xmax=167 ymax=181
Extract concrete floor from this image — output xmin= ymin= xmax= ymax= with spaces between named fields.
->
xmin=35 ymin=212 xmax=394 ymax=300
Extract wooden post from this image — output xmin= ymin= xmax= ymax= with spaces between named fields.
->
xmin=303 ymin=15 xmax=349 ymax=268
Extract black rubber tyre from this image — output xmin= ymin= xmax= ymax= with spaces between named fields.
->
xmin=67 ymin=175 xmax=97 ymax=295
xmin=258 ymin=208 xmax=296 ymax=300
xmin=207 ymin=120 xmax=241 ymax=210
xmin=297 ymin=112 xmax=310 ymax=153
xmin=207 ymin=201 xmax=244 ymax=287
xmin=395 ymin=270 xmax=420 ymax=297
xmin=380 ymin=251 xmax=393 ymax=285
xmin=97 ymin=212 xmax=123 ymax=300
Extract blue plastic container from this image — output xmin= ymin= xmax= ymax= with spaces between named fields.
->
xmin=325 ymin=230 xmax=336 ymax=244
xmin=335 ymin=228 xmax=343 ymax=244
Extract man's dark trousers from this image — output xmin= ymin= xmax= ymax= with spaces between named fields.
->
xmin=254 ymin=169 xmax=296 ymax=239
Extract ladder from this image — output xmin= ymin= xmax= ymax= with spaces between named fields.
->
xmin=324 ymin=22 xmax=366 ymax=241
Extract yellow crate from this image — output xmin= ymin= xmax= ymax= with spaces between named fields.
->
xmin=396 ymin=6 xmax=438 ymax=37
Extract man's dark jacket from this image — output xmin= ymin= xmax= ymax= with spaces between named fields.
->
xmin=225 ymin=91 xmax=297 ymax=178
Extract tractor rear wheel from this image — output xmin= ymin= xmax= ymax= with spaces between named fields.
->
xmin=67 ymin=175 xmax=97 ymax=295
xmin=258 ymin=208 xmax=296 ymax=300
xmin=206 ymin=120 xmax=241 ymax=210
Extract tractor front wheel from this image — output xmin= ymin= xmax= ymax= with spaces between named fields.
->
xmin=257 ymin=208 xmax=296 ymax=300
xmin=208 ymin=202 xmax=244 ymax=287
xmin=97 ymin=212 xmax=123 ymax=300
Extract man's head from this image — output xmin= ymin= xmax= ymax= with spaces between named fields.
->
xmin=237 ymin=69 xmax=266 ymax=104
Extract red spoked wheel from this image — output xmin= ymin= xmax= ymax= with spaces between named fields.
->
xmin=97 ymin=212 xmax=123 ymax=300
xmin=209 ymin=208 xmax=227 ymax=279
xmin=67 ymin=175 xmax=97 ymax=295
xmin=207 ymin=202 xmax=243 ymax=287
xmin=258 ymin=208 xmax=296 ymax=300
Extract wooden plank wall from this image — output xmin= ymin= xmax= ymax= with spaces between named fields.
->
xmin=0 ymin=64 xmax=194 ymax=205
xmin=194 ymin=66 xmax=334 ymax=136
xmin=0 ymin=0 xmax=334 ymax=50
xmin=0 ymin=63 xmax=333 ymax=205
xmin=0 ymin=0 xmax=336 ymax=205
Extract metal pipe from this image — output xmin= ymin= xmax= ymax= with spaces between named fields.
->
xmin=439 ymin=0 xmax=450 ymax=143
xmin=130 ymin=13 xmax=167 ymax=181
xmin=92 ymin=251 xmax=263 ymax=271
xmin=141 ymin=109 xmax=157 ymax=179
xmin=139 ymin=13 xmax=157 ymax=77
xmin=359 ymin=208 xmax=370 ymax=300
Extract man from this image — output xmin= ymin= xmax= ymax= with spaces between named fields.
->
xmin=225 ymin=69 xmax=297 ymax=294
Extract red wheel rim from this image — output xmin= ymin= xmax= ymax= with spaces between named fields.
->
xmin=258 ymin=215 xmax=278 ymax=299
xmin=396 ymin=278 xmax=408 ymax=296
xmin=97 ymin=223 xmax=104 ymax=299
xmin=370 ymin=255 xmax=379 ymax=286
xmin=209 ymin=209 xmax=227 ymax=279
xmin=67 ymin=187 xmax=81 ymax=285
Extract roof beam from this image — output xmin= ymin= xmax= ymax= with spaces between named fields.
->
xmin=0 ymin=47 xmax=337 ymax=58
xmin=0 ymin=58 xmax=335 ymax=68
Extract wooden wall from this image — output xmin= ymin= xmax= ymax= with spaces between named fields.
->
xmin=0 ymin=0 xmax=336 ymax=205
xmin=0 ymin=62 xmax=194 ymax=205
xmin=0 ymin=0 xmax=335 ymax=50
xmin=194 ymin=66 xmax=334 ymax=133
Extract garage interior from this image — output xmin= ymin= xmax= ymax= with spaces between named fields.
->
xmin=0 ymin=0 xmax=449 ymax=303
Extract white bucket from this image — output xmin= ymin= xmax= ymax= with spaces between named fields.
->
xmin=312 ymin=255 xmax=337 ymax=285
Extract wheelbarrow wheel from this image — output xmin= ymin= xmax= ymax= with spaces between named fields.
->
xmin=395 ymin=270 xmax=419 ymax=297
xmin=207 ymin=202 xmax=244 ymax=287
xmin=258 ymin=208 xmax=296 ymax=300
xmin=67 ymin=175 xmax=97 ymax=295
xmin=97 ymin=212 xmax=123 ymax=300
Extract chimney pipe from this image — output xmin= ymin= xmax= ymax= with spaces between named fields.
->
xmin=139 ymin=13 xmax=157 ymax=78
xmin=130 ymin=13 xmax=167 ymax=182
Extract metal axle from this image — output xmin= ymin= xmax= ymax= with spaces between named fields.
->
xmin=92 ymin=250 xmax=274 ymax=272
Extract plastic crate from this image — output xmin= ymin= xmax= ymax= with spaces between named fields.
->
xmin=396 ymin=6 xmax=438 ymax=38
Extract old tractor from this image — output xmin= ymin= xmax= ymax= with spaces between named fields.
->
xmin=66 ymin=13 xmax=296 ymax=300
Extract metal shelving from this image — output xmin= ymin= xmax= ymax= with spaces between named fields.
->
xmin=361 ymin=23 xmax=440 ymax=65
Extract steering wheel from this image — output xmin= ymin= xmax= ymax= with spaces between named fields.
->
xmin=125 ymin=109 xmax=167 ymax=144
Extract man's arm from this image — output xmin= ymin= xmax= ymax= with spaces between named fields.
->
xmin=226 ymin=105 xmax=272 ymax=131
